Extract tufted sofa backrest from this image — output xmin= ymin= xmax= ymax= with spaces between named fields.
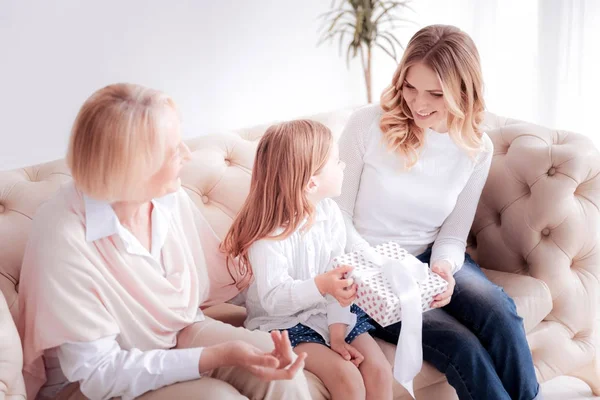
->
xmin=0 ymin=108 xmax=356 ymax=324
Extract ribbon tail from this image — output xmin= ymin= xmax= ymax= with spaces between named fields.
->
xmin=383 ymin=259 xmax=423 ymax=399
xmin=394 ymin=280 xmax=422 ymax=398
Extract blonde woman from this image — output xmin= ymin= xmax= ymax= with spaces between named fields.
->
xmin=221 ymin=120 xmax=393 ymax=400
xmin=336 ymin=25 xmax=541 ymax=399
xmin=18 ymin=83 xmax=310 ymax=400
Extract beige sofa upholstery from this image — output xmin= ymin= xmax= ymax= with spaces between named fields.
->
xmin=0 ymin=108 xmax=598 ymax=399
xmin=0 ymin=290 xmax=26 ymax=400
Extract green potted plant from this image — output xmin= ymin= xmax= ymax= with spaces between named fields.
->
xmin=318 ymin=0 xmax=413 ymax=103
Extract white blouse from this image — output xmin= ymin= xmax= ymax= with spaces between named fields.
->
xmin=335 ymin=104 xmax=493 ymax=273
xmin=244 ymin=198 xmax=357 ymax=344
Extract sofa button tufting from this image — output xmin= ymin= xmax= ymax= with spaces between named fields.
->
xmin=548 ymin=167 xmax=556 ymax=176
xmin=224 ymin=159 xmax=231 ymax=166
xmin=0 ymin=204 xmax=4 ymax=213
xmin=201 ymin=195 xmax=209 ymax=204
xmin=542 ymin=228 xmax=551 ymax=236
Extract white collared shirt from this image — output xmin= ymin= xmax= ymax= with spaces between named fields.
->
xmin=41 ymin=192 xmax=204 ymax=400
xmin=84 ymin=192 xmax=178 ymax=271
xmin=244 ymin=198 xmax=357 ymax=344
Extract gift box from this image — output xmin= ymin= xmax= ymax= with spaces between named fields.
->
xmin=332 ymin=242 xmax=448 ymax=327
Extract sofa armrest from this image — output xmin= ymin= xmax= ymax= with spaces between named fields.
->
xmin=470 ymin=120 xmax=600 ymax=380
xmin=0 ymin=289 xmax=26 ymax=400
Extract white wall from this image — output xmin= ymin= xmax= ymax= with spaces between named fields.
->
xmin=3 ymin=1 xmax=598 ymax=170
xmin=0 ymin=0 xmax=366 ymax=170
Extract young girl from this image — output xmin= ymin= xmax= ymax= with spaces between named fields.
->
xmin=221 ymin=120 xmax=393 ymax=400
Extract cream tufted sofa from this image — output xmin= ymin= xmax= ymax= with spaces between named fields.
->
xmin=0 ymin=107 xmax=599 ymax=399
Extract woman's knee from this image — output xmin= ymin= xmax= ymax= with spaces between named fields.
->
xmin=478 ymin=287 xmax=524 ymax=332
xmin=454 ymin=271 xmax=522 ymax=327
xmin=177 ymin=318 xmax=275 ymax=352
xmin=427 ymin=326 xmax=489 ymax=368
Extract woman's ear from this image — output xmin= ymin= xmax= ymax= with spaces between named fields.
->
xmin=305 ymin=176 xmax=319 ymax=194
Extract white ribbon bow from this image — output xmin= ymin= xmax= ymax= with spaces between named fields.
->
xmin=352 ymin=247 xmax=429 ymax=398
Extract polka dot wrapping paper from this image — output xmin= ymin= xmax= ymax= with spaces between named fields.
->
xmin=332 ymin=242 xmax=448 ymax=327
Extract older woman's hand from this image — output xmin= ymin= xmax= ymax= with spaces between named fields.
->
xmin=200 ymin=331 xmax=307 ymax=380
xmin=244 ymin=330 xmax=307 ymax=380
xmin=430 ymin=260 xmax=456 ymax=308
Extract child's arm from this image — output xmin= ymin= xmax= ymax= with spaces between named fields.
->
xmin=328 ymin=322 xmax=364 ymax=367
xmin=325 ymin=199 xmax=357 ymax=326
xmin=250 ymin=240 xmax=353 ymax=317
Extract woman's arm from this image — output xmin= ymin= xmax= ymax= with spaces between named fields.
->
xmin=57 ymin=330 xmax=306 ymax=400
xmin=431 ymin=135 xmax=494 ymax=273
xmin=335 ymin=107 xmax=375 ymax=253
xmin=56 ymin=335 xmax=203 ymax=400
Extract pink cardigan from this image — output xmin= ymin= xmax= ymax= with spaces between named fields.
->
xmin=18 ymin=183 xmax=241 ymax=399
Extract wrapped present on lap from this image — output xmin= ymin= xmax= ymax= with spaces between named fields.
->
xmin=333 ymin=242 xmax=447 ymax=326
xmin=332 ymin=241 xmax=449 ymax=398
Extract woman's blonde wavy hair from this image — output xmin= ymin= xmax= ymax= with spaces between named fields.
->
xmin=220 ymin=120 xmax=333 ymax=290
xmin=380 ymin=24 xmax=486 ymax=168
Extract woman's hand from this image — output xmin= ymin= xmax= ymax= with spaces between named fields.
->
xmin=314 ymin=265 xmax=357 ymax=307
xmin=330 ymin=340 xmax=364 ymax=367
xmin=200 ymin=331 xmax=306 ymax=380
xmin=256 ymin=330 xmax=307 ymax=380
xmin=430 ymin=260 xmax=456 ymax=308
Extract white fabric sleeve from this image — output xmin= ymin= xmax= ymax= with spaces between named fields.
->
xmin=335 ymin=107 xmax=375 ymax=253
xmin=325 ymin=200 xmax=356 ymax=327
xmin=56 ymin=335 xmax=203 ymax=400
xmin=431 ymin=135 xmax=494 ymax=274
xmin=249 ymin=241 xmax=326 ymax=316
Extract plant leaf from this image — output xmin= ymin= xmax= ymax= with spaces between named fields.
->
xmin=346 ymin=40 xmax=358 ymax=68
xmin=379 ymin=31 xmax=405 ymax=50
xmin=317 ymin=28 xmax=352 ymax=46
xmin=376 ymin=34 xmax=397 ymax=59
xmin=325 ymin=10 xmax=354 ymax=32
xmin=374 ymin=2 xmax=405 ymax=25
xmin=338 ymin=30 xmax=346 ymax=56
xmin=374 ymin=42 xmax=397 ymax=60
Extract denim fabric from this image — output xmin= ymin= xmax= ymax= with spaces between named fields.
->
xmin=372 ymin=248 xmax=541 ymax=400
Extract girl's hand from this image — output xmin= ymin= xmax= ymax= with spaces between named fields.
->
xmin=315 ymin=265 xmax=357 ymax=307
xmin=330 ymin=340 xmax=364 ymax=367
xmin=431 ymin=260 xmax=456 ymax=308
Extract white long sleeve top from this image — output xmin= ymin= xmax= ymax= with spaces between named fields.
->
xmin=244 ymin=198 xmax=357 ymax=344
xmin=39 ymin=192 xmax=204 ymax=400
xmin=335 ymin=104 xmax=493 ymax=273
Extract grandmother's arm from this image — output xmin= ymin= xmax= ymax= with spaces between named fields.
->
xmin=57 ymin=336 xmax=203 ymax=400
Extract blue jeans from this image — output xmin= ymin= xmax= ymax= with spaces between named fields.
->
xmin=372 ymin=248 xmax=541 ymax=400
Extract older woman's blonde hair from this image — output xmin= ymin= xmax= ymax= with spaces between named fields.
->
xmin=220 ymin=120 xmax=333 ymax=290
xmin=67 ymin=83 xmax=178 ymax=202
xmin=380 ymin=24 xmax=485 ymax=168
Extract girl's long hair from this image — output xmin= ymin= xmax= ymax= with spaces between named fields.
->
xmin=220 ymin=120 xmax=333 ymax=290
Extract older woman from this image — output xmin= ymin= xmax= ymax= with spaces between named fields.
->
xmin=18 ymin=83 xmax=311 ymax=400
